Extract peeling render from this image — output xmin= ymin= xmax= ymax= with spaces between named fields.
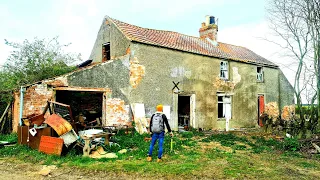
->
xmin=129 ymin=56 xmax=145 ymax=88
xmin=213 ymin=76 xmax=235 ymax=92
xmin=232 ymin=67 xmax=241 ymax=85
xmin=281 ymin=105 xmax=295 ymax=121
xmin=104 ymin=98 xmax=130 ymax=126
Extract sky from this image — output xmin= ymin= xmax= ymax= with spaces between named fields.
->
xmin=0 ymin=0 xmax=294 ymax=86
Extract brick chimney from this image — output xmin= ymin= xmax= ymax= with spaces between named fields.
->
xmin=199 ymin=15 xmax=218 ymax=41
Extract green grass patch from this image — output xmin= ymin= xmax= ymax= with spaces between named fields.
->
xmin=0 ymin=131 xmax=319 ymax=179
xmin=297 ymin=161 xmax=318 ymax=169
xmin=206 ymin=148 xmax=233 ymax=159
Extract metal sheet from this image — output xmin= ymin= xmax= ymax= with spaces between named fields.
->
xmin=44 ymin=114 xmax=72 ymax=136
xmin=60 ymin=129 xmax=78 ymax=147
xmin=39 ymin=136 xmax=63 ymax=156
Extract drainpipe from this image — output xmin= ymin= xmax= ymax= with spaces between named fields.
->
xmin=19 ymin=86 xmax=25 ymax=126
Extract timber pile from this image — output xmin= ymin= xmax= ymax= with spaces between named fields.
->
xmin=299 ymin=134 xmax=320 ymax=155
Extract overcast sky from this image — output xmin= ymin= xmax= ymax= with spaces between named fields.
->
xmin=0 ymin=0 xmax=294 ymax=85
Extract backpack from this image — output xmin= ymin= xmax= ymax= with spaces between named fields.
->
xmin=151 ymin=113 xmax=164 ymax=133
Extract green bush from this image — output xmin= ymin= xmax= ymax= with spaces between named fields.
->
xmin=279 ymin=138 xmax=301 ymax=151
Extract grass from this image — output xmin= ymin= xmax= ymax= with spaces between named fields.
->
xmin=0 ymin=130 xmax=319 ymax=179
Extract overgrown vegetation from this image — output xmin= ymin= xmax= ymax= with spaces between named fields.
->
xmin=266 ymin=0 xmax=320 ymax=137
xmin=0 ymin=37 xmax=80 ymax=103
xmin=0 ymin=131 xmax=319 ymax=179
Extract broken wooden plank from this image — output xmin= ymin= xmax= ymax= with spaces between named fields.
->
xmin=0 ymin=103 xmax=11 ymax=125
xmin=0 ymin=103 xmax=11 ymax=132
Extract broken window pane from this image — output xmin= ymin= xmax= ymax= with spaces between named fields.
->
xmin=217 ymin=95 xmax=231 ymax=119
xmin=220 ymin=61 xmax=228 ymax=79
xmin=102 ymin=42 xmax=110 ymax=62
xmin=257 ymin=67 xmax=263 ymax=82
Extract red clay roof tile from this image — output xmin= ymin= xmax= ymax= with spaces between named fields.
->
xmin=108 ymin=17 xmax=277 ymax=67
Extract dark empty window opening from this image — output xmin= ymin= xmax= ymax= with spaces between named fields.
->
xmin=102 ymin=42 xmax=110 ymax=62
xmin=257 ymin=67 xmax=263 ymax=82
xmin=56 ymin=90 xmax=103 ymax=131
xmin=178 ymin=95 xmax=190 ymax=129
xmin=218 ymin=95 xmax=231 ymax=119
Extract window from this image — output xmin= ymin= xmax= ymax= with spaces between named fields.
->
xmin=257 ymin=67 xmax=263 ymax=82
xmin=220 ymin=61 xmax=229 ymax=79
xmin=218 ymin=95 xmax=232 ymax=119
xmin=102 ymin=42 xmax=110 ymax=62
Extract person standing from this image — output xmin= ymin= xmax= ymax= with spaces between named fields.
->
xmin=147 ymin=104 xmax=173 ymax=162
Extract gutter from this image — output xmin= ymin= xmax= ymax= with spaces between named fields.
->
xmin=19 ymin=86 xmax=25 ymax=126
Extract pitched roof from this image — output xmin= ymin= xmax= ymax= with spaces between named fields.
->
xmin=107 ymin=17 xmax=277 ymax=67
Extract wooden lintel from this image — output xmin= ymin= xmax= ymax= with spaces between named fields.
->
xmin=54 ymin=87 xmax=112 ymax=92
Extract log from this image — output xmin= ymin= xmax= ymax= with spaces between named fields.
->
xmin=312 ymin=143 xmax=320 ymax=153
xmin=0 ymin=103 xmax=11 ymax=125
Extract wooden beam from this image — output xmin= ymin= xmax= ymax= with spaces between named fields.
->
xmin=54 ymin=87 xmax=112 ymax=92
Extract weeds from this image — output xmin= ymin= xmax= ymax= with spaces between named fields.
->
xmin=0 ymin=131 xmax=318 ymax=179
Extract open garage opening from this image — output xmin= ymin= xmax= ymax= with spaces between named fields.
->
xmin=55 ymin=90 xmax=103 ymax=130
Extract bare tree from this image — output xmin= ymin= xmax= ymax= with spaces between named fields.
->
xmin=267 ymin=0 xmax=320 ymax=135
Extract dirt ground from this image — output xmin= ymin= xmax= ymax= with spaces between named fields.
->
xmin=0 ymin=158 xmax=150 ymax=180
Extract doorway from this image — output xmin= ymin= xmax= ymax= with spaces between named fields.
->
xmin=258 ymin=95 xmax=265 ymax=126
xmin=178 ymin=95 xmax=190 ymax=130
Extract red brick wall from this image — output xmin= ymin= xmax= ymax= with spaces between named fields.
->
xmin=12 ymin=83 xmax=54 ymax=132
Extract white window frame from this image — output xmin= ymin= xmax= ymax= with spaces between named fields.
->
xmin=217 ymin=94 xmax=232 ymax=119
xmin=220 ymin=61 xmax=229 ymax=80
xmin=257 ymin=67 xmax=264 ymax=82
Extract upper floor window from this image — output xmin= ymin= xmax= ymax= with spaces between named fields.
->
xmin=220 ymin=61 xmax=229 ymax=80
xmin=257 ymin=67 xmax=263 ymax=82
xmin=102 ymin=42 xmax=110 ymax=62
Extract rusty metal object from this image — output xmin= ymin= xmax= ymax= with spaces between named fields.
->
xmin=47 ymin=101 xmax=78 ymax=132
xmin=44 ymin=114 xmax=72 ymax=136
xmin=38 ymin=136 xmax=64 ymax=156
xmin=28 ymin=114 xmax=45 ymax=126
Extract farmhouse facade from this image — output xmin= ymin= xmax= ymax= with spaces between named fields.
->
xmin=12 ymin=16 xmax=294 ymax=132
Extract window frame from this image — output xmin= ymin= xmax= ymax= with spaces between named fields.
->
xmin=257 ymin=66 xmax=264 ymax=82
xmin=217 ymin=94 xmax=232 ymax=119
xmin=220 ymin=61 xmax=229 ymax=80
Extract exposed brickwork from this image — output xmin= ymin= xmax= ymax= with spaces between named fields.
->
xmin=126 ymin=47 xmax=131 ymax=55
xmin=281 ymin=105 xmax=295 ymax=120
xmin=45 ymin=79 xmax=67 ymax=87
xmin=23 ymin=84 xmax=54 ymax=117
xmin=199 ymin=24 xmax=218 ymax=41
xmin=104 ymin=98 xmax=130 ymax=127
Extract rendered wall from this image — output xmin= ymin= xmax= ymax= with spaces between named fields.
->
xmin=89 ymin=19 xmax=131 ymax=62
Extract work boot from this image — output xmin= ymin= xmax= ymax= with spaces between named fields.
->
xmin=147 ymin=156 xmax=152 ymax=162
xmin=157 ymin=158 xmax=162 ymax=163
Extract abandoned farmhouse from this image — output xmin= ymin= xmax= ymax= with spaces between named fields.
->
xmin=12 ymin=15 xmax=294 ymax=132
